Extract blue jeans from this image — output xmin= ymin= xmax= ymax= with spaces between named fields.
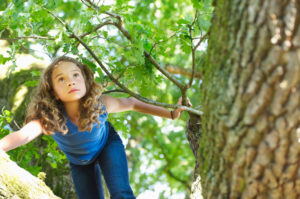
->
xmin=70 ymin=123 xmax=135 ymax=199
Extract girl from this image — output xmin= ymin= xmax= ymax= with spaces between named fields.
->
xmin=0 ymin=56 xmax=187 ymax=199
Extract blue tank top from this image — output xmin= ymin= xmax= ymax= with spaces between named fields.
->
xmin=51 ymin=105 xmax=109 ymax=165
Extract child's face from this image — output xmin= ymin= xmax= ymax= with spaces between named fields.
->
xmin=51 ymin=61 xmax=87 ymax=103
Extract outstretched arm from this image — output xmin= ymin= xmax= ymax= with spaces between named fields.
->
xmin=0 ymin=120 xmax=43 ymax=152
xmin=102 ymin=95 xmax=188 ymax=119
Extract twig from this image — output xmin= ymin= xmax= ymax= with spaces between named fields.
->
xmin=150 ymin=33 xmax=176 ymax=54
xmin=186 ymin=11 xmax=208 ymax=89
xmin=143 ymin=51 xmax=185 ymax=90
xmin=0 ymin=36 xmax=55 ymax=41
xmin=83 ymin=0 xmax=99 ymax=9
xmin=80 ymin=0 xmax=95 ymax=10
xmin=102 ymin=89 xmax=127 ymax=94
xmin=77 ymin=20 xmax=115 ymax=38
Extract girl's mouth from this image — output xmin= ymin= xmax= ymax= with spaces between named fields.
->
xmin=68 ymin=89 xmax=80 ymax=93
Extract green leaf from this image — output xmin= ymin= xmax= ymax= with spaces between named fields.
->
xmin=177 ymin=18 xmax=190 ymax=25
xmin=99 ymin=5 xmax=111 ymax=12
xmin=62 ymin=43 xmax=71 ymax=53
xmin=0 ymin=55 xmax=11 ymax=65
xmin=30 ymin=70 xmax=41 ymax=77
xmin=143 ymin=38 xmax=152 ymax=52
xmin=81 ymin=57 xmax=97 ymax=72
xmin=71 ymin=45 xmax=79 ymax=55
xmin=24 ymin=80 xmax=39 ymax=87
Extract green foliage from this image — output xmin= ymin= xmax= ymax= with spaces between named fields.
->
xmin=0 ymin=0 xmax=213 ymax=197
xmin=0 ymin=109 xmax=66 ymax=176
xmin=0 ymin=54 xmax=11 ymax=65
xmin=0 ymin=109 xmax=13 ymax=134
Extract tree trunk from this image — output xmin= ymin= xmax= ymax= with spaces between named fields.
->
xmin=198 ymin=0 xmax=300 ymax=198
xmin=0 ymin=149 xmax=60 ymax=199
xmin=186 ymin=113 xmax=202 ymax=199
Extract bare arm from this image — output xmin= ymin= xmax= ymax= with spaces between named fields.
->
xmin=0 ymin=120 xmax=43 ymax=152
xmin=102 ymin=95 xmax=187 ymax=119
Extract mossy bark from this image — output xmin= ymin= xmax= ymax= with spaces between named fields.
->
xmin=0 ymin=68 xmax=77 ymax=199
xmin=199 ymin=0 xmax=300 ymax=198
xmin=0 ymin=149 xmax=60 ymax=199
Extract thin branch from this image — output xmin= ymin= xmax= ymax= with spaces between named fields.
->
xmin=80 ymin=0 xmax=95 ymax=10
xmin=152 ymin=137 xmax=191 ymax=191
xmin=110 ymin=21 xmax=132 ymax=41
xmin=83 ymin=0 xmax=99 ymax=9
xmin=186 ymin=11 xmax=208 ymax=89
xmin=150 ymin=33 xmax=176 ymax=54
xmin=143 ymin=51 xmax=185 ymax=90
xmin=102 ymin=89 xmax=127 ymax=94
xmin=0 ymin=36 xmax=55 ymax=41
xmin=165 ymin=65 xmax=201 ymax=79
xmin=191 ymin=10 xmax=199 ymax=27
xmin=77 ymin=20 xmax=115 ymax=38
xmin=90 ymin=35 xmax=106 ymax=40
xmin=38 ymin=5 xmax=67 ymax=28
xmin=165 ymin=169 xmax=191 ymax=191
xmin=83 ymin=0 xmax=123 ymax=22
xmin=115 ymin=64 xmax=130 ymax=80
xmin=187 ymin=33 xmax=208 ymax=89
xmin=194 ymin=33 xmax=207 ymax=51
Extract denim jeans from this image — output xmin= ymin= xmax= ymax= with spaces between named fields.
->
xmin=70 ymin=123 xmax=135 ymax=199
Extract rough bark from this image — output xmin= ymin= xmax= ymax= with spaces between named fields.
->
xmin=186 ymin=113 xmax=202 ymax=199
xmin=199 ymin=0 xmax=300 ymax=198
xmin=0 ymin=149 xmax=60 ymax=199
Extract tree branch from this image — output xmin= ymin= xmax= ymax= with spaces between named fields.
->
xmin=152 ymin=137 xmax=191 ymax=191
xmin=150 ymin=33 xmax=176 ymax=54
xmin=81 ymin=1 xmax=184 ymax=90
xmin=187 ymin=11 xmax=207 ymax=89
xmin=165 ymin=65 xmax=201 ymax=79
xmin=0 ymin=36 xmax=55 ymax=41
xmin=42 ymin=5 xmax=202 ymax=115
xmin=83 ymin=0 xmax=100 ymax=10
xmin=102 ymin=89 xmax=127 ymax=94
xmin=78 ymin=20 xmax=115 ymax=38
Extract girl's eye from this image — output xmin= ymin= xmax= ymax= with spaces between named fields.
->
xmin=74 ymin=73 xmax=80 ymax=78
xmin=58 ymin=77 xmax=64 ymax=82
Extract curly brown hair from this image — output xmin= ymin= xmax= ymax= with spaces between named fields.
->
xmin=25 ymin=56 xmax=104 ymax=135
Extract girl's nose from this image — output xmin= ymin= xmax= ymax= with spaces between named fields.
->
xmin=68 ymin=82 xmax=75 ymax=86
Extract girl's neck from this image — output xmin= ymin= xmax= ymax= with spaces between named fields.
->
xmin=63 ymin=101 xmax=80 ymax=121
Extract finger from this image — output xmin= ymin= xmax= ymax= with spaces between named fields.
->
xmin=177 ymin=97 xmax=182 ymax=105
xmin=180 ymin=106 xmax=186 ymax=111
xmin=176 ymin=107 xmax=186 ymax=113
xmin=187 ymin=98 xmax=192 ymax=106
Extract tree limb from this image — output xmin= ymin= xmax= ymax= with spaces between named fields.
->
xmin=42 ymin=5 xmax=202 ymax=115
xmin=165 ymin=65 xmax=202 ymax=79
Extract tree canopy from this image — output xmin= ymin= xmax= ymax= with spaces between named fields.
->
xmin=0 ymin=0 xmax=213 ymax=198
